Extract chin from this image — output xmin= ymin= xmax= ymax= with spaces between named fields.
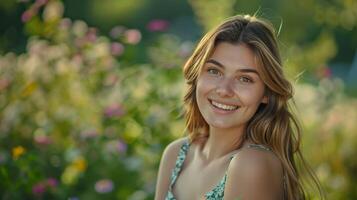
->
xmin=207 ymin=120 xmax=239 ymax=130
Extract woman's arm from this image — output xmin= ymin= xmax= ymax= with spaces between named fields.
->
xmin=154 ymin=138 xmax=187 ymax=200
xmin=223 ymin=147 xmax=284 ymax=200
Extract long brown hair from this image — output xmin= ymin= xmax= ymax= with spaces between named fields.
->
xmin=182 ymin=14 xmax=324 ymax=199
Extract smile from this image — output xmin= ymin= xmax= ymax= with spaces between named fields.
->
xmin=209 ymin=100 xmax=239 ymax=111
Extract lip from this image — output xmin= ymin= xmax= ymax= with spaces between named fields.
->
xmin=209 ymin=98 xmax=239 ymax=107
xmin=208 ymin=99 xmax=240 ymax=114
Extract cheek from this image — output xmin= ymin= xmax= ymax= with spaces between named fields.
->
xmin=196 ymin=78 xmax=205 ymax=106
xmin=196 ymin=78 xmax=203 ymax=96
xmin=196 ymin=77 xmax=216 ymax=112
xmin=196 ymin=76 xmax=214 ymax=96
xmin=235 ymin=87 xmax=265 ymax=105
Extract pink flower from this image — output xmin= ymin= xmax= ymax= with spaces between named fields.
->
xmin=32 ymin=177 xmax=58 ymax=195
xmin=34 ymin=134 xmax=52 ymax=145
xmin=94 ymin=179 xmax=114 ymax=193
xmin=21 ymin=10 xmax=34 ymax=22
xmin=111 ymin=42 xmax=124 ymax=56
xmin=104 ymin=104 xmax=125 ymax=118
xmin=32 ymin=182 xmax=46 ymax=195
xmin=46 ymin=178 xmax=58 ymax=187
xmin=124 ymin=29 xmax=141 ymax=44
xmin=147 ymin=19 xmax=169 ymax=32
xmin=86 ymin=28 xmax=98 ymax=42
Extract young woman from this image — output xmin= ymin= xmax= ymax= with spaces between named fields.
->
xmin=155 ymin=15 xmax=323 ymax=200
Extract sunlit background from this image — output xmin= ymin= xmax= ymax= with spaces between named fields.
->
xmin=0 ymin=0 xmax=356 ymax=199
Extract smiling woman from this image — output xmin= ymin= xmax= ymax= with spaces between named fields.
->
xmin=196 ymin=43 xmax=267 ymax=131
xmin=155 ymin=15 xmax=324 ymax=200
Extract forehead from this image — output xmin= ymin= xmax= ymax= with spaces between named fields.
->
xmin=208 ymin=42 xmax=259 ymax=71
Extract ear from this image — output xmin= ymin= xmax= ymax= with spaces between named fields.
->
xmin=261 ymin=95 xmax=268 ymax=104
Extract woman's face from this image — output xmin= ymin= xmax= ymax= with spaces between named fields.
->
xmin=196 ymin=42 xmax=267 ymax=130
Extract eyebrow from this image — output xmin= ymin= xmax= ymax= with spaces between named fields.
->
xmin=206 ymin=59 xmax=259 ymax=75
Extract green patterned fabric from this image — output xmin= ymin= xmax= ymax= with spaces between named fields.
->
xmin=165 ymin=139 xmax=273 ymax=200
xmin=165 ymin=140 xmax=229 ymax=200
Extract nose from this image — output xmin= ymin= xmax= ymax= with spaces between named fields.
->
xmin=215 ymin=78 xmax=234 ymax=97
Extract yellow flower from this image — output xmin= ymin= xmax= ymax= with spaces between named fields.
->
xmin=21 ymin=82 xmax=37 ymax=97
xmin=12 ymin=146 xmax=26 ymax=160
xmin=72 ymin=157 xmax=87 ymax=172
xmin=61 ymin=166 xmax=80 ymax=185
xmin=61 ymin=157 xmax=87 ymax=185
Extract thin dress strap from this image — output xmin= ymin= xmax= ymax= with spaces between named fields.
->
xmin=168 ymin=139 xmax=190 ymax=191
xmin=204 ymin=151 xmax=239 ymax=199
xmin=247 ymin=143 xmax=272 ymax=151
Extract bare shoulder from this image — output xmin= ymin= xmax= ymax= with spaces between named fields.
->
xmin=232 ymin=145 xmax=283 ymax=172
xmin=154 ymin=137 xmax=188 ymax=200
xmin=162 ymin=137 xmax=188 ymax=161
xmin=159 ymin=137 xmax=188 ymax=175
xmin=224 ymin=145 xmax=284 ymax=200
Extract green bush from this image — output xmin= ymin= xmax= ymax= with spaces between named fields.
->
xmin=1 ymin=0 xmax=357 ymax=199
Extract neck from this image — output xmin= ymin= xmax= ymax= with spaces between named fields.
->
xmin=200 ymin=125 xmax=245 ymax=162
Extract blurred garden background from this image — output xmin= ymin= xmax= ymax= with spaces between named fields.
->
xmin=0 ymin=0 xmax=357 ymax=199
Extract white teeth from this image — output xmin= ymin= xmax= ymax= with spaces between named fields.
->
xmin=211 ymin=101 xmax=238 ymax=111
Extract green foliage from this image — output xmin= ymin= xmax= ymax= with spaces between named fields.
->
xmin=188 ymin=0 xmax=236 ymax=31
xmin=0 ymin=1 xmax=185 ymax=199
xmin=294 ymin=81 xmax=357 ymax=199
xmin=0 ymin=0 xmax=356 ymax=199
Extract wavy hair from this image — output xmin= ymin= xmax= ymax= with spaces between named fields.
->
xmin=182 ymin=15 xmax=324 ymax=199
